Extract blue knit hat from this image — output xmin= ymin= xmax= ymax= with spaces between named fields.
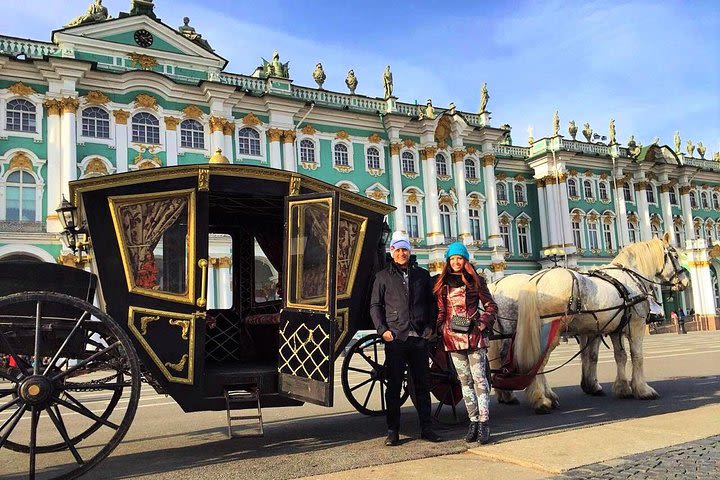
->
xmin=445 ymin=242 xmax=469 ymax=260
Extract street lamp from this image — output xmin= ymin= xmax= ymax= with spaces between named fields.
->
xmin=543 ymin=247 xmax=565 ymax=267
xmin=56 ymin=196 xmax=88 ymax=260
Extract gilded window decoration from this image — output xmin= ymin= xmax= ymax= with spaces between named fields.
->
xmin=286 ymin=198 xmax=333 ymax=311
xmin=81 ymin=106 xmax=110 ymax=138
xmin=133 ymin=93 xmax=158 ymax=110
xmin=337 ymin=212 xmax=367 ymax=300
xmin=8 ymin=82 xmax=36 ymax=97
xmin=109 ymin=189 xmax=196 ymax=304
xmin=6 ymin=99 xmax=37 ymax=133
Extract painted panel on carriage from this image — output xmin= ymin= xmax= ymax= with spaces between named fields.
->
xmin=336 ymin=211 xmax=367 ymax=301
xmin=108 ymin=188 xmax=197 ymax=305
xmin=127 ymin=305 xmax=196 ymax=384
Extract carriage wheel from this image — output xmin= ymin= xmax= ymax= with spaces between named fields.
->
xmin=0 ymin=292 xmax=141 ymax=480
xmin=428 ymin=342 xmax=462 ymax=423
xmin=341 ymin=333 xmax=410 ymax=416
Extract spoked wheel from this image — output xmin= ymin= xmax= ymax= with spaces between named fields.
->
xmin=0 ymin=292 xmax=141 ymax=480
xmin=428 ymin=343 xmax=462 ymax=423
xmin=341 ymin=333 xmax=410 ymax=416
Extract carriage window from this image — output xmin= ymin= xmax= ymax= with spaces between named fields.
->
xmin=110 ymin=190 xmax=195 ymax=302
xmin=254 ymin=239 xmax=279 ymax=304
xmin=337 ymin=212 xmax=367 ymax=300
xmin=286 ymin=199 xmax=332 ymax=310
xmin=209 ymin=233 xmax=233 ymax=309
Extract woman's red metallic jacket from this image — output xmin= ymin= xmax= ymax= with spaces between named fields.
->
xmin=436 ymin=276 xmax=498 ymax=352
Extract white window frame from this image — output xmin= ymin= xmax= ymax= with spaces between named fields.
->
xmin=669 ymin=187 xmax=679 ymax=206
xmin=403 ymin=188 xmax=425 ymax=240
xmin=179 ymin=118 xmax=206 ymax=151
xmin=0 ymin=150 xmax=46 ymax=223
xmin=646 ymin=183 xmax=657 ymax=204
xmin=496 ymin=181 xmax=508 ymax=204
xmin=435 ymin=153 xmax=450 ymax=179
xmin=690 ymin=190 xmax=698 ymax=209
xmin=78 ymin=105 xmax=114 ymax=145
xmin=628 ymin=221 xmax=639 ymax=243
xmin=78 ymin=155 xmax=116 ymax=179
xmin=130 ymin=110 xmax=162 ymax=145
xmin=364 ymin=145 xmax=384 ymax=174
xmin=297 ymin=136 xmax=319 ymax=166
xmin=401 ymin=149 xmax=419 ymax=176
xmin=513 ymin=182 xmax=526 ymax=206
xmin=623 ymin=182 xmax=634 ymax=202
xmin=674 ymin=220 xmax=686 ymax=246
xmin=701 ymin=191 xmax=710 ymax=210
xmin=332 ymin=139 xmax=354 ymax=172
xmin=583 ymin=179 xmax=594 ymax=201
xmin=598 ymin=181 xmax=610 ymax=202
xmin=499 ymin=213 xmax=513 ymax=254
xmin=516 ymin=215 xmax=532 ymax=257
xmin=237 ymin=126 xmax=262 ymax=158
xmin=0 ymin=94 xmax=44 ymax=142
xmin=588 ymin=221 xmax=600 ymax=251
xmin=602 ymin=214 xmax=616 ymax=251
xmin=567 ymin=178 xmax=579 ymax=198
xmin=464 ymin=158 xmax=478 ymax=181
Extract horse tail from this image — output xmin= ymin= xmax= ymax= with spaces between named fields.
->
xmin=514 ymin=280 xmax=542 ymax=373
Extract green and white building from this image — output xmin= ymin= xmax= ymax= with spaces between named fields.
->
xmin=1 ymin=0 xmax=719 ymax=327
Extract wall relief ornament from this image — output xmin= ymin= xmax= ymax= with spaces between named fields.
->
xmin=335 ymin=130 xmax=350 ymax=140
xmin=368 ymin=133 xmax=382 ymax=144
xmin=43 ymin=99 xmax=62 ymax=116
xmin=85 ymin=157 xmax=109 ymax=176
xmin=368 ymin=189 xmax=386 ymax=201
xmin=241 ymin=112 xmax=262 ymax=126
xmin=452 ymin=150 xmax=465 ymax=163
xmin=208 ymin=116 xmax=226 ymax=133
xmin=9 ymin=152 xmax=33 ymax=171
xmin=128 ymin=52 xmax=158 ymax=70
xmin=301 ymin=124 xmax=316 ymax=135
xmin=406 ymin=191 xmax=419 ymax=204
xmin=164 ymin=116 xmax=180 ymax=131
xmin=222 ymin=122 xmax=235 ymax=135
xmin=402 ymin=138 xmax=415 ymax=148
xmin=134 ymin=94 xmax=157 ymax=110
xmin=61 ymin=97 xmax=80 ymax=114
xmin=182 ymin=104 xmax=204 ymax=119
xmin=8 ymin=82 xmax=36 ymax=97
xmin=267 ymin=128 xmax=283 ymax=142
xmin=84 ymin=91 xmax=110 ymax=105
xmin=113 ymin=109 xmax=130 ymax=124
xmin=390 ymin=143 xmax=401 ymax=155
xmin=466 ymin=146 xmax=477 ymax=155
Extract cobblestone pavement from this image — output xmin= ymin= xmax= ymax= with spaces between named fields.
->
xmin=551 ymin=435 xmax=720 ymax=479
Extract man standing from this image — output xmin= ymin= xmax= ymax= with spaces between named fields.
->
xmin=370 ymin=235 xmax=441 ymax=446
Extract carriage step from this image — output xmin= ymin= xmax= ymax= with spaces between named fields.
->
xmin=224 ymin=384 xmax=263 ymax=438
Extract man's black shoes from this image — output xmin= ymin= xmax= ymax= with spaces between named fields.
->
xmin=385 ymin=430 xmax=399 ymax=446
xmin=420 ymin=429 xmax=442 ymax=442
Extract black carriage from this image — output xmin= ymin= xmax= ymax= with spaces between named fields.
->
xmin=0 ymin=164 xmax=408 ymax=479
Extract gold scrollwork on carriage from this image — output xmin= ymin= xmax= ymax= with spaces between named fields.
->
xmin=334 ymin=308 xmax=349 ymax=353
xmin=128 ymin=306 xmax=196 ymax=384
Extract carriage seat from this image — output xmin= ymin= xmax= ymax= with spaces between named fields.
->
xmin=242 ymin=312 xmax=281 ymax=326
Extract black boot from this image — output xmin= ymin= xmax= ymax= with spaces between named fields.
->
xmin=385 ymin=430 xmax=399 ymax=446
xmin=465 ymin=421 xmax=479 ymax=442
xmin=478 ymin=422 xmax=490 ymax=445
xmin=420 ymin=428 xmax=442 ymax=442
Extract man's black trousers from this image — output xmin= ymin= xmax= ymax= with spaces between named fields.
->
xmin=384 ymin=336 xmax=432 ymax=432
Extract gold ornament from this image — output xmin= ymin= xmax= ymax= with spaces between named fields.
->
xmin=84 ymin=91 xmax=110 ymax=105
xmin=61 ymin=97 xmax=80 ymax=114
xmin=84 ymin=157 xmax=109 ymax=176
xmin=368 ymin=133 xmax=382 ymax=144
xmin=242 ymin=112 xmax=262 ymax=126
xmin=113 ymin=109 xmax=130 ymax=124
xmin=43 ymin=99 xmax=62 ymax=116
xmin=335 ymin=130 xmax=350 ymax=140
xmin=134 ymin=94 xmax=158 ymax=110
xmin=9 ymin=152 xmax=33 ymax=171
xmin=268 ymin=128 xmax=283 ymax=142
xmin=128 ymin=52 xmax=158 ymax=70
xmin=182 ymin=104 xmax=204 ymax=119
xmin=301 ymin=124 xmax=316 ymax=135
xmin=8 ymin=82 xmax=35 ymax=96
xmin=283 ymin=130 xmax=296 ymax=143
xmin=164 ymin=116 xmax=180 ymax=131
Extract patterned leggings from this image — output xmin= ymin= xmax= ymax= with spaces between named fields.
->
xmin=449 ymin=349 xmax=490 ymax=423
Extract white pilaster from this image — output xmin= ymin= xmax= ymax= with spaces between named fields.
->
xmin=680 ymin=185 xmax=695 ymax=240
xmin=223 ymin=123 xmax=235 ymax=164
xmin=282 ymin=130 xmax=296 ymax=171
xmin=536 ymin=179 xmax=549 ymax=248
xmin=659 ymin=182 xmax=674 ymax=245
xmin=59 ymin=97 xmax=79 ymax=198
xmin=164 ymin=117 xmax=179 ymax=167
xmin=614 ymin=179 xmax=630 ymax=246
xmin=113 ymin=110 xmax=129 ymax=173
xmin=557 ymin=175 xmax=576 ymax=253
xmin=452 ymin=150 xmax=471 ymax=243
xmin=635 ymin=177 xmax=652 ymax=240
xmin=209 ymin=116 xmax=226 ymax=155
xmin=482 ymin=154 xmax=502 ymax=248
xmin=422 ymin=146 xmax=442 ymax=245
xmin=544 ymin=179 xmax=561 ymax=247
xmin=43 ymin=100 xmax=62 ymax=231
xmin=686 ymin=239 xmax=716 ymax=316
xmin=389 ymin=143 xmax=406 ymax=232
xmin=268 ymin=128 xmax=283 ymax=169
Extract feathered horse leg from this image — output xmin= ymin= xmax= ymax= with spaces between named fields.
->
xmin=628 ymin=318 xmax=659 ymax=399
xmin=579 ymin=334 xmax=604 ymax=395
xmin=610 ymin=332 xmax=633 ymax=398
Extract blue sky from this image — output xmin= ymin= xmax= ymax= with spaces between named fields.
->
xmin=2 ymin=0 xmax=718 ymax=156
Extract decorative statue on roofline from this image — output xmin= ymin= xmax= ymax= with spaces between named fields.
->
xmin=383 ymin=65 xmax=393 ymax=99
xmin=568 ymin=120 xmax=578 ymax=140
xmin=697 ymin=142 xmax=706 ymax=159
xmin=627 ymin=135 xmax=637 ymax=149
xmin=130 ymin=0 xmax=156 ymax=19
xmin=479 ymin=82 xmax=489 ymax=113
xmin=345 ymin=69 xmax=358 ymax=94
xmin=609 ymin=118 xmax=616 ymax=145
xmin=262 ymin=51 xmax=290 ymax=78
xmin=65 ymin=0 xmax=110 ymax=27
xmin=674 ymin=131 xmax=681 ymax=154
xmin=178 ymin=17 xmax=213 ymax=51
xmin=552 ymin=111 xmax=560 ymax=136
xmin=714 ymin=151 xmax=720 ymax=162
xmin=582 ymin=122 xmax=592 ymax=142
xmin=312 ymin=63 xmax=326 ymax=89
xmin=448 ymin=102 xmax=456 ymax=115
xmin=686 ymin=139 xmax=695 ymax=157
xmin=424 ymin=99 xmax=435 ymax=120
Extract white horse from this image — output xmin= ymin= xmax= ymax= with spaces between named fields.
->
xmin=507 ymin=234 xmax=688 ymax=413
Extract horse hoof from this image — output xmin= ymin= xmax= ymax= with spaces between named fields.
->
xmin=551 ymin=398 xmax=560 ymax=408
xmin=590 ymin=388 xmax=605 ymax=397
xmin=534 ymin=406 xmax=552 ymax=415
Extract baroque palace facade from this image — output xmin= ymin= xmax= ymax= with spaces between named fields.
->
xmin=0 ymin=0 xmax=719 ymax=325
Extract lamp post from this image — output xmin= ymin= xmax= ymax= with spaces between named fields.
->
xmin=56 ymin=196 xmax=88 ymax=266
xmin=543 ymin=247 xmax=565 ymax=268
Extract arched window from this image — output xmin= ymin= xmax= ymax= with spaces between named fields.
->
xmin=599 ymin=182 xmax=609 ymax=201
xmin=583 ymin=180 xmax=593 ymax=199
xmin=714 ymin=193 xmax=720 ymax=211
xmin=469 ymin=207 xmax=482 ymax=241
xmin=180 ymin=119 xmax=204 ymax=149
xmin=674 ymin=222 xmax=685 ymax=246
xmin=334 ymin=143 xmax=349 ymax=166
xmin=602 ymin=219 xmax=614 ymax=250
xmin=465 ymin=159 xmax=477 ymax=179
xmin=5 ymin=170 xmax=36 ymax=222
xmin=300 ymin=139 xmax=315 ymax=163
xmin=6 ymin=99 xmax=37 ymax=132
xmin=669 ymin=187 xmax=678 ymax=205
xmin=401 ymin=151 xmax=415 ymax=174
xmin=623 ymin=182 xmax=633 ymax=201
xmin=131 ymin=112 xmax=160 ymax=144
xmin=366 ymin=147 xmax=380 ymax=170
xmin=646 ymin=184 xmax=656 ymax=203
xmin=588 ymin=221 xmax=599 ymax=250
xmin=572 ymin=217 xmax=583 ymax=248
xmin=517 ymin=222 xmax=530 ymax=255
xmin=497 ymin=182 xmax=507 ymax=202
xmin=435 ymin=154 xmax=448 ymax=177
xmin=690 ymin=191 xmax=698 ymax=209
xmin=628 ymin=221 xmax=639 ymax=243
xmin=701 ymin=192 xmax=710 ymax=209
xmin=514 ymin=184 xmax=525 ymax=204
xmin=568 ymin=178 xmax=578 ymax=197
xmin=440 ymin=204 xmax=453 ymax=239
xmin=405 ymin=204 xmax=419 ymax=238
xmin=81 ymin=107 xmax=110 ymax=138
xmin=238 ymin=127 xmax=261 ymax=156
xmin=651 ymin=223 xmax=660 ymax=239
xmin=705 ymin=222 xmax=714 ymax=243
xmin=499 ymin=222 xmax=511 ymax=252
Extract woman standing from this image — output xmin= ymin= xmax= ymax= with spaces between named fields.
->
xmin=434 ymin=242 xmax=498 ymax=444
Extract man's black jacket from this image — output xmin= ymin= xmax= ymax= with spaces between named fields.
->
xmin=370 ymin=260 xmax=434 ymax=341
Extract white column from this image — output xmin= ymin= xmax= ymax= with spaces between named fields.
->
xmin=635 ymin=178 xmax=652 ymax=240
xmin=113 ymin=110 xmax=129 ymax=173
xmin=207 ymin=259 xmax=217 ymax=309
xmin=452 ymin=150 xmax=471 ymax=244
xmin=482 ymin=154 xmax=502 ymax=248
xmin=223 ymin=123 xmax=235 ymax=163
xmin=680 ymin=185 xmax=695 ymax=241
xmin=389 ymin=143 xmax=406 ymax=233
xmin=557 ymin=175 xmax=575 ymax=253
xmin=60 ymin=97 xmax=79 ymax=198
xmin=209 ymin=116 xmax=226 ymax=155
xmin=660 ymin=182 xmax=674 ymax=245
xmin=422 ymin=146 xmax=442 ymax=245
xmin=282 ymin=130 xmax=296 ymax=171
xmin=544 ymin=178 xmax=561 ymax=247
xmin=267 ymin=128 xmax=283 ymax=169
xmin=536 ymin=179 xmax=549 ymax=248
xmin=686 ymin=240 xmax=716 ymax=316
xmin=164 ymin=117 xmax=179 ymax=167
xmin=217 ymin=258 xmax=232 ymax=309
xmin=614 ymin=178 xmax=630 ymax=246
xmin=43 ymin=99 xmax=62 ymax=231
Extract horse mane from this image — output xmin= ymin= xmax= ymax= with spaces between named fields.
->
xmin=610 ymin=238 xmax=663 ymax=278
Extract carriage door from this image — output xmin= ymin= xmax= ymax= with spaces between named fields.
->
xmin=278 ymin=192 xmax=339 ymax=406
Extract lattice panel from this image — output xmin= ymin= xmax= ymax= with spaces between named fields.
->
xmin=278 ymin=322 xmax=330 ymax=382
xmin=205 ymin=312 xmax=242 ymax=362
